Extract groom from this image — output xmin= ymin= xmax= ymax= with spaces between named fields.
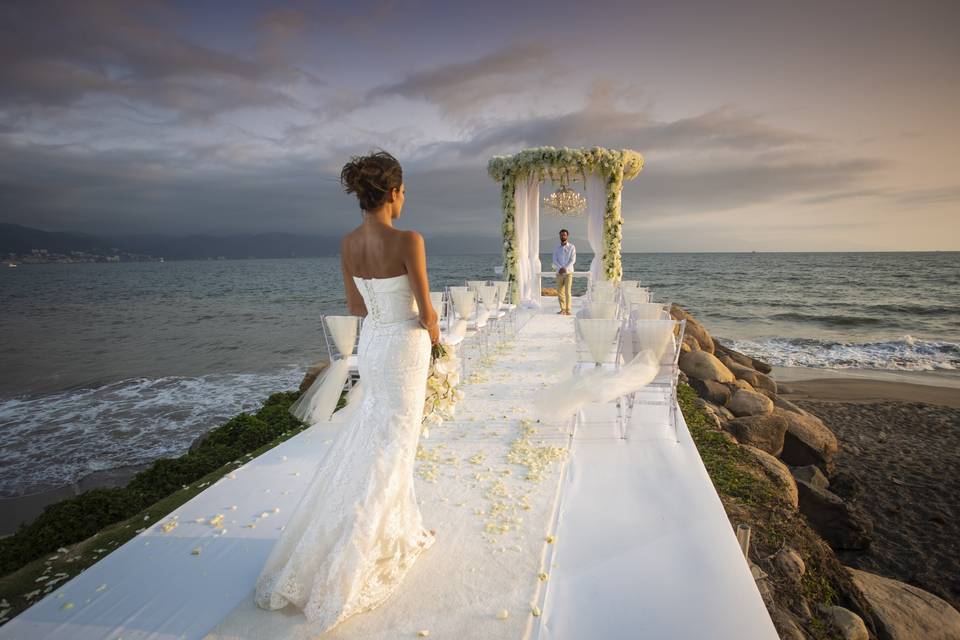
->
xmin=552 ymin=229 xmax=576 ymax=315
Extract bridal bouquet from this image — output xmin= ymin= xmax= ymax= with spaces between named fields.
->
xmin=422 ymin=343 xmax=464 ymax=438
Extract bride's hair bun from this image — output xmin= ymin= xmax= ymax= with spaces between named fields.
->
xmin=340 ymin=150 xmax=403 ymax=211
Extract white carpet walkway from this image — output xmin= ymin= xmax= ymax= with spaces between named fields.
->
xmin=0 ymin=301 xmax=777 ymax=639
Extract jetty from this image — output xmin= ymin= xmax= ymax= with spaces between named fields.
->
xmin=0 ymin=299 xmax=777 ymax=639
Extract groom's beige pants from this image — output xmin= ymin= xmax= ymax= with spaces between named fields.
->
xmin=556 ymin=272 xmax=573 ymax=313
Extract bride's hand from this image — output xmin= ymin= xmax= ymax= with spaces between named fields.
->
xmin=422 ymin=319 xmax=440 ymax=345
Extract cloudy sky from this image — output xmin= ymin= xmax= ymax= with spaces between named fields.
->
xmin=2 ymin=0 xmax=958 ymax=251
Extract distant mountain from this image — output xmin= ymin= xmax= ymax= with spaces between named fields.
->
xmin=114 ymin=232 xmax=342 ymax=259
xmin=1 ymin=223 xmax=112 ymax=254
xmin=1 ymin=223 xmax=502 ymax=258
xmin=0 ymin=224 xmax=341 ymax=259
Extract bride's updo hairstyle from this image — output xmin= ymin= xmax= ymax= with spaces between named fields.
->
xmin=340 ymin=150 xmax=403 ymax=212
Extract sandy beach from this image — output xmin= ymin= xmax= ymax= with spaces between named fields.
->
xmin=781 ymin=376 xmax=960 ymax=610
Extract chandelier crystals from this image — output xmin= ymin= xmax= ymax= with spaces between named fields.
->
xmin=542 ymin=170 xmax=586 ymax=216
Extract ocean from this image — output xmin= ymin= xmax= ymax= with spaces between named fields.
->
xmin=2 ymin=252 xmax=958 ymax=497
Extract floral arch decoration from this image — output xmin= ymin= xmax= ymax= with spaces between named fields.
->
xmin=487 ymin=146 xmax=644 ymax=304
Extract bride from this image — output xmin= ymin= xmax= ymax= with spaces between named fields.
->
xmin=254 ymin=150 xmax=441 ymax=633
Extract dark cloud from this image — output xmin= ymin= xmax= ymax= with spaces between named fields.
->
xmin=367 ymin=43 xmax=552 ymax=114
xmin=0 ymin=0 xmax=312 ymax=119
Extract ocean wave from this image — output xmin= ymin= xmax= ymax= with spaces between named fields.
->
xmin=724 ymin=335 xmax=960 ymax=371
xmin=769 ymin=312 xmax=888 ymax=327
xmin=0 ymin=367 xmax=304 ymax=497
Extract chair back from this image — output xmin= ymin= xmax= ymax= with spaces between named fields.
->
xmin=321 ymin=315 xmax=360 ymax=361
xmin=588 ymin=280 xmax=617 ymax=303
xmin=492 ymin=280 xmax=511 ymax=306
xmin=430 ymin=291 xmax=447 ymax=321
xmin=622 ymin=287 xmax=651 ymax=305
xmin=478 ymin=285 xmax=501 ymax=312
xmin=628 ymin=302 xmax=668 ymax=322
xmin=581 ymin=301 xmax=619 ymax=319
xmin=466 ymin=280 xmax=488 ymax=293
xmin=449 ymin=288 xmax=476 ymax=320
xmin=619 ymin=280 xmax=642 ymax=288
xmin=620 ymin=318 xmax=686 ymax=369
xmin=575 ymin=315 xmax=621 ymax=367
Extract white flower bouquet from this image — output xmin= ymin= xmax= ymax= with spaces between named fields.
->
xmin=422 ymin=343 xmax=464 ymax=438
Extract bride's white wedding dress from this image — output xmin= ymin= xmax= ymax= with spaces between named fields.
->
xmin=254 ymin=273 xmax=435 ymax=633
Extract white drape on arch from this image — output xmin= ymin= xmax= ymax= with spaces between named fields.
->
xmin=514 ymin=174 xmax=542 ymax=307
xmin=584 ymin=171 xmax=606 ymax=284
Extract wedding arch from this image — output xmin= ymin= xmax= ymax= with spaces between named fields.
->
xmin=487 ymin=146 xmax=644 ymax=305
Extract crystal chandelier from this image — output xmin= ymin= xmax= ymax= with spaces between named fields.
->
xmin=542 ymin=171 xmax=586 ymax=216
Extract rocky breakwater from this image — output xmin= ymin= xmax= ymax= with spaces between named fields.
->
xmin=671 ymin=304 xmax=960 ymax=640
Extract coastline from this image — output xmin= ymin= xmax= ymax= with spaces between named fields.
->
xmin=774 ymin=368 xmax=960 ymax=610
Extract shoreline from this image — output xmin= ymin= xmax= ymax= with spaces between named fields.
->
xmin=780 ymin=377 xmax=960 ymax=409
xmin=771 ymin=369 xmax=960 ymax=609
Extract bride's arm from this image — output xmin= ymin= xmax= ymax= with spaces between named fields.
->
xmin=402 ymin=231 xmax=439 ymax=344
xmin=340 ymin=244 xmax=367 ymax=317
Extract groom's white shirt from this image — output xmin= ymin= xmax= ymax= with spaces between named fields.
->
xmin=552 ymin=242 xmax=576 ymax=273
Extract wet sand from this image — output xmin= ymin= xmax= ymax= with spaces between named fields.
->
xmin=781 ymin=378 xmax=960 ymax=609
xmin=783 ymin=378 xmax=960 ymax=409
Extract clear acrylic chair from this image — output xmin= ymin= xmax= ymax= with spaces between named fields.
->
xmin=491 ymin=280 xmax=518 ymax=335
xmin=620 ymin=287 xmax=652 ymax=314
xmin=320 ymin=314 xmax=362 ymax=389
xmin=571 ymin=312 xmax=622 ymax=437
xmin=581 ymin=300 xmax=620 ymax=320
xmin=618 ymin=318 xmax=686 ymax=441
xmin=478 ymin=284 xmax=505 ymax=344
xmin=626 ymin=302 xmax=670 ymax=322
xmin=449 ymin=287 xmax=487 ymax=371
xmin=587 ymin=280 xmax=618 ymax=303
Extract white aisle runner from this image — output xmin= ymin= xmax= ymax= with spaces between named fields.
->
xmin=535 ymin=403 xmax=779 ymax=639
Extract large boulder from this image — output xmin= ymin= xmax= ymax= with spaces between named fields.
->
xmin=791 ymin=464 xmax=830 ymax=491
xmin=679 ymin=350 xmax=735 ymax=383
xmin=820 ymin=605 xmax=869 ymax=640
xmin=777 ymin=408 xmax=840 ymax=473
xmin=848 ymin=567 xmax=960 ymax=640
xmin=744 ymin=445 xmax=799 ymax=508
xmin=724 ymin=413 xmax=788 ymax=456
xmin=682 ymin=333 xmax=701 ymax=352
xmin=774 ymin=547 xmax=806 ymax=584
xmin=773 ymin=395 xmax=809 ymax=416
xmin=670 ymin=305 xmax=715 ymax=353
xmin=796 ymin=479 xmax=872 ymax=550
xmin=769 ymin=607 xmax=807 ymax=640
xmin=688 ymin=377 xmax=731 ymax=405
xmin=726 ymin=388 xmax=775 ymax=417
xmin=715 ymin=341 xmax=772 ymax=373
xmin=727 ymin=362 xmax=778 ymax=394
xmin=728 ymin=363 xmax=777 ymax=395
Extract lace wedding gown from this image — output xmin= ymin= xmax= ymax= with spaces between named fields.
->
xmin=254 ymin=274 xmax=435 ymax=633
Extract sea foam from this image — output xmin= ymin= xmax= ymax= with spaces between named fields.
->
xmin=0 ymin=367 xmax=303 ymax=497
xmin=724 ymin=336 xmax=960 ymax=371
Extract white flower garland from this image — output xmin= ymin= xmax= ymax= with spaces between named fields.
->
xmin=488 ymin=146 xmax=643 ymax=287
